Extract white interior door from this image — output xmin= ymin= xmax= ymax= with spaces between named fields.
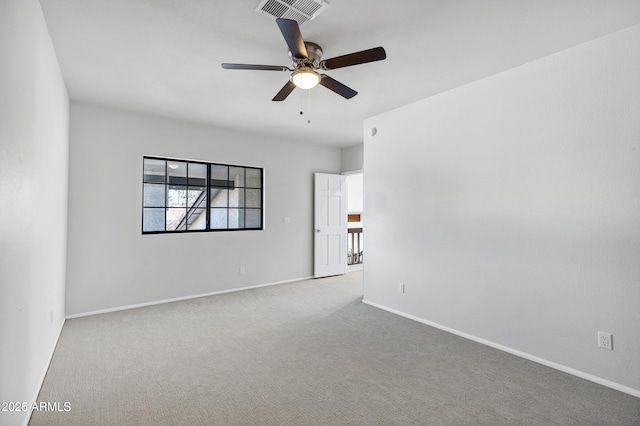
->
xmin=314 ymin=173 xmax=347 ymax=278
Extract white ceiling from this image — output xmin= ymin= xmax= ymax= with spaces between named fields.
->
xmin=40 ymin=0 xmax=640 ymax=148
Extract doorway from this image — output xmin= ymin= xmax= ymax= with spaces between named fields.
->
xmin=344 ymin=171 xmax=363 ymax=272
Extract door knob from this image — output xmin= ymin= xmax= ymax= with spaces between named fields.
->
xmin=316 ymin=229 xmax=321 ymax=232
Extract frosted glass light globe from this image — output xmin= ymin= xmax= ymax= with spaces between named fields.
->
xmin=291 ymin=70 xmax=320 ymax=89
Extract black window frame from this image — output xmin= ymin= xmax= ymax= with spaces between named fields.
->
xmin=142 ymin=156 xmax=264 ymax=234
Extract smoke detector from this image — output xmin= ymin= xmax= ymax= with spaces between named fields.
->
xmin=255 ymin=0 xmax=329 ymax=26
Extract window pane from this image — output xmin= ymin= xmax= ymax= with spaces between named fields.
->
xmin=210 ymin=188 xmax=228 ymax=207
xmin=229 ymin=166 xmax=245 ymax=187
xmin=188 ymin=163 xmax=207 ymax=186
xmin=167 ymin=186 xmax=187 ymax=207
xmin=166 ymin=208 xmax=186 ymax=231
xmin=246 ymin=209 xmax=261 ymax=229
xmin=229 ymin=188 xmax=245 ymax=208
xmin=143 ymin=208 xmax=164 ymax=232
xmin=210 ymin=165 xmax=228 ymax=187
xmin=144 ymin=183 xmax=165 ymax=207
xmin=246 ymin=168 xmax=262 ymax=188
xmin=144 ymin=159 xmax=166 ymax=184
xmin=229 ymin=208 xmax=245 ymax=229
xmin=187 ymin=188 xmax=206 ymax=208
xmin=246 ymin=189 xmax=261 ymax=208
xmin=168 ymin=161 xmax=187 ymax=185
xmin=187 ymin=208 xmax=206 ymax=230
xmin=210 ymin=208 xmax=228 ymax=229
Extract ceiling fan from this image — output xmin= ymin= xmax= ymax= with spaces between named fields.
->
xmin=221 ymin=18 xmax=386 ymax=101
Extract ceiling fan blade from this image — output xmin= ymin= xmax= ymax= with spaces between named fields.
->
xmin=272 ymin=81 xmax=297 ymax=102
xmin=221 ymin=63 xmax=290 ymax=71
xmin=318 ymin=75 xmax=357 ymax=99
xmin=276 ymin=18 xmax=308 ymax=59
xmin=321 ymin=47 xmax=387 ymax=70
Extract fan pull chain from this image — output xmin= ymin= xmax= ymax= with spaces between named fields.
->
xmin=307 ymin=89 xmax=312 ymax=124
xmin=299 ymin=89 xmax=304 ymax=117
xmin=298 ymin=89 xmax=312 ymax=124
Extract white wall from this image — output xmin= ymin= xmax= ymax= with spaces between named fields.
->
xmin=346 ymin=173 xmax=363 ymax=214
xmin=66 ymin=103 xmax=341 ymax=316
xmin=363 ymin=24 xmax=640 ymax=394
xmin=0 ymin=0 xmax=69 ymax=424
xmin=341 ymin=144 xmax=363 ymax=173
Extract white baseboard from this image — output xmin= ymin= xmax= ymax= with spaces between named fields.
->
xmin=22 ymin=318 xmax=66 ymax=426
xmin=361 ymin=299 xmax=640 ymax=399
xmin=66 ymin=276 xmax=314 ymax=319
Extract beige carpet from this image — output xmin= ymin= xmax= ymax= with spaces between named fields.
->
xmin=31 ymin=271 xmax=640 ymax=425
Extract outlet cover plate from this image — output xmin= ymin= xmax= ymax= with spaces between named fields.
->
xmin=598 ymin=332 xmax=612 ymax=350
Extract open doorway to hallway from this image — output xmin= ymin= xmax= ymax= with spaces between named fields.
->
xmin=345 ymin=171 xmax=363 ymax=273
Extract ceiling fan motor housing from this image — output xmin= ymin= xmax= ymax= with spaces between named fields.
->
xmin=289 ymin=42 xmax=323 ymax=69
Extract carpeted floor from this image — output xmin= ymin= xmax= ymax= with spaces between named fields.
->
xmin=31 ymin=271 xmax=640 ymax=425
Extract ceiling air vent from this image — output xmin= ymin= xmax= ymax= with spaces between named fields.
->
xmin=255 ymin=0 xmax=329 ymax=26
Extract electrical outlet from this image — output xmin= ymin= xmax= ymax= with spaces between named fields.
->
xmin=283 ymin=216 xmax=290 ymax=224
xmin=398 ymin=282 xmax=405 ymax=293
xmin=598 ymin=332 xmax=612 ymax=350
xmin=239 ymin=266 xmax=246 ymax=275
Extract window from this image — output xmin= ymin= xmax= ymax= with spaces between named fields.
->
xmin=142 ymin=157 xmax=263 ymax=233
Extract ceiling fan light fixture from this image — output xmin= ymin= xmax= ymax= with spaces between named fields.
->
xmin=221 ymin=18 xmax=386 ymax=101
xmin=291 ymin=69 xmax=320 ymax=89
